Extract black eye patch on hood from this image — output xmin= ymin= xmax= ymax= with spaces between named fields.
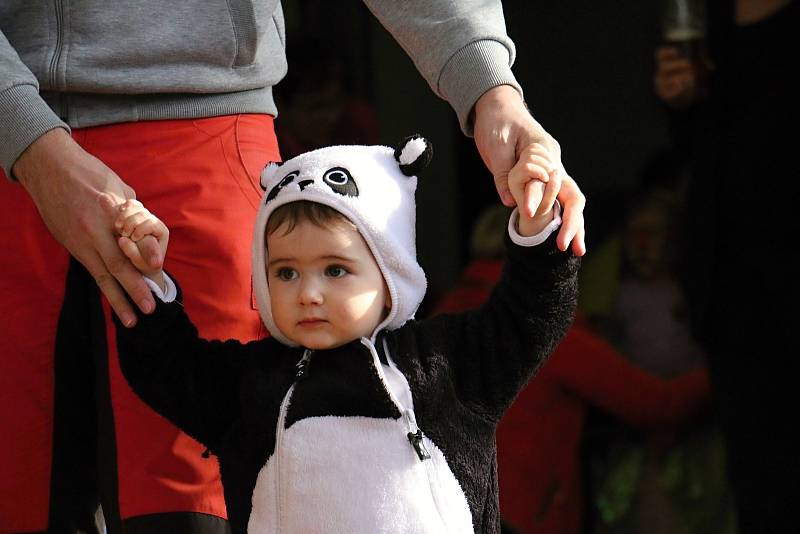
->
xmin=322 ymin=167 xmax=359 ymax=197
xmin=266 ymin=171 xmax=299 ymax=202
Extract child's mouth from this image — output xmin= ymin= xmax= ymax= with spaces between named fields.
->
xmin=298 ymin=318 xmax=327 ymax=327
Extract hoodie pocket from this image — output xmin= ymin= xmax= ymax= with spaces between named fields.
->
xmin=225 ymin=0 xmax=258 ymax=67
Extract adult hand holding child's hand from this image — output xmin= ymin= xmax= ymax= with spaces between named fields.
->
xmin=14 ymin=129 xmax=160 ymax=326
xmin=99 ymin=195 xmax=169 ymax=297
xmin=473 ymin=85 xmax=585 ymax=254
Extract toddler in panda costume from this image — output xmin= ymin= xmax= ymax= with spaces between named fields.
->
xmin=110 ymin=135 xmax=579 ymax=533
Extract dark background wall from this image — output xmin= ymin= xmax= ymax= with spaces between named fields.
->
xmin=278 ymin=0 xmax=672 ymax=306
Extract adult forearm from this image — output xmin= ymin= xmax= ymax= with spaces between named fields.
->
xmin=363 ymin=0 xmax=521 ymax=134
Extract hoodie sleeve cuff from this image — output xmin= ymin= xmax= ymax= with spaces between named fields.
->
xmin=0 ymin=84 xmax=70 ymax=178
xmin=144 ymin=273 xmax=178 ymax=303
xmin=507 ymin=201 xmax=562 ymax=247
xmin=437 ymin=39 xmax=523 ymax=136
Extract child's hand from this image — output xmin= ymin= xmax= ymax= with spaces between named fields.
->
xmin=507 ymin=143 xmax=560 ymax=236
xmin=113 ymin=199 xmax=169 ymax=292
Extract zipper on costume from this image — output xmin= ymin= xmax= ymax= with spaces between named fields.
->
xmin=366 ymin=338 xmax=450 ymax=530
xmin=273 ymin=384 xmax=293 ymax=533
xmin=404 ymin=412 xmax=430 ymax=461
xmin=49 ymin=0 xmax=65 ymax=90
xmin=273 ymin=350 xmax=310 ymax=531
xmin=370 ymin=338 xmax=429 ymax=462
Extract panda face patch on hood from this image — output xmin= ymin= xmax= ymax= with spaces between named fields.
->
xmin=252 ymin=136 xmax=433 ymax=347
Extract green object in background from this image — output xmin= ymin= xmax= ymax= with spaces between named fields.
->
xmin=593 ymin=443 xmax=643 ymax=525
xmin=592 ymin=427 xmax=737 ymax=534
xmin=659 ymin=429 xmax=738 ymax=534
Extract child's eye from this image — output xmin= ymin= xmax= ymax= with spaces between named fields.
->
xmin=275 ymin=267 xmax=298 ymax=281
xmin=325 ymin=265 xmax=348 ymax=278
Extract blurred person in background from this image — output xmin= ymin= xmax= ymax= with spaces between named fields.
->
xmin=653 ymin=1 xmax=798 ymax=531
xmin=432 ymin=204 xmax=710 ymax=534
xmin=590 ymin=176 xmax=736 ymax=534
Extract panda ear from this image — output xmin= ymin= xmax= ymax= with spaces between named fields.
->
xmin=394 ymin=135 xmax=433 ymax=177
xmin=260 ymin=161 xmax=283 ymax=190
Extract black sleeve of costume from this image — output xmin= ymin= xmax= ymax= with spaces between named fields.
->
xmin=113 ymin=279 xmax=287 ymax=453
xmin=394 ymin=231 xmax=579 ymax=421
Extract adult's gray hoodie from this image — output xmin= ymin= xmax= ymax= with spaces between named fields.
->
xmin=0 ymin=0 xmax=522 ymax=174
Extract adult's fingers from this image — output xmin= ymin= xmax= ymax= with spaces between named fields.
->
xmin=117 ymin=236 xmax=141 ymax=262
xmin=77 ymin=250 xmax=139 ymax=327
xmin=97 ymin=240 xmax=155 ymax=318
xmin=493 ymin=172 xmax=516 ymax=207
xmin=572 ymin=226 xmax=586 ymax=256
xmin=555 ymin=176 xmax=586 ymax=255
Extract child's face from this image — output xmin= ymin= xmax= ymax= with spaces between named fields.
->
xmin=267 ymin=219 xmax=390 ymax=349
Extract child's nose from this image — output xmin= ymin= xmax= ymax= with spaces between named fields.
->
xmin=298 ymin=279 xmax=323 ymax=305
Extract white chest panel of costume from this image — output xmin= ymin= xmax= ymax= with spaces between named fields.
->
xmin=247 ymin=404 xmax=474 ymax=533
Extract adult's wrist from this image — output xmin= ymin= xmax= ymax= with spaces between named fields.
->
xmin=438 ymin=39 xmax=522 ymax=136
xmin=0 ymin=83 xmax=70 ymax=178
xmin=12 ymin=127 xmax=73 ymax=188
xmin=474 ymin=84 xmax=525 ymax=118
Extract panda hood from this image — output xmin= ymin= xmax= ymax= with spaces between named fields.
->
xmin=252 ymin=136 xmax=432 ymax=347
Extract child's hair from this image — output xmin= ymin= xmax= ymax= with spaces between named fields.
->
xmin=266 ymin=200 xmax=357 ymax=239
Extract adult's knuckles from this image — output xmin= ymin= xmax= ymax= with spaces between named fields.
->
xmin=104 ymin=254 xmax=131 ymax=276
xmin=93 ymin=271 xmax=118 ymax=291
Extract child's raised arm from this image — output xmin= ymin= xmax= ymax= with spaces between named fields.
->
xmin=507 ymin=142 xmax=561 ymax=236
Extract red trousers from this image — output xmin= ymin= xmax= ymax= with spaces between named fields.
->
xmin=0 ymin=115 xmax=279 ymax=532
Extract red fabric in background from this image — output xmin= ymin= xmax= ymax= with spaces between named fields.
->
xmin=433 ymin=259 xmax=709 ymax=534
xmin=0 ymin=114 xmax=279 ymax=529
xmin=89 ymin=115 xmax=278 ymax=520
xmin=0 ymin=173 xmax=70 ymax=532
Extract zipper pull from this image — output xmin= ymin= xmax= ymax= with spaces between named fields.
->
xmin=407 ymin=429 xmax=431 ymax=461
xmin=295 ymin=358 xmax=309 ymax=380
